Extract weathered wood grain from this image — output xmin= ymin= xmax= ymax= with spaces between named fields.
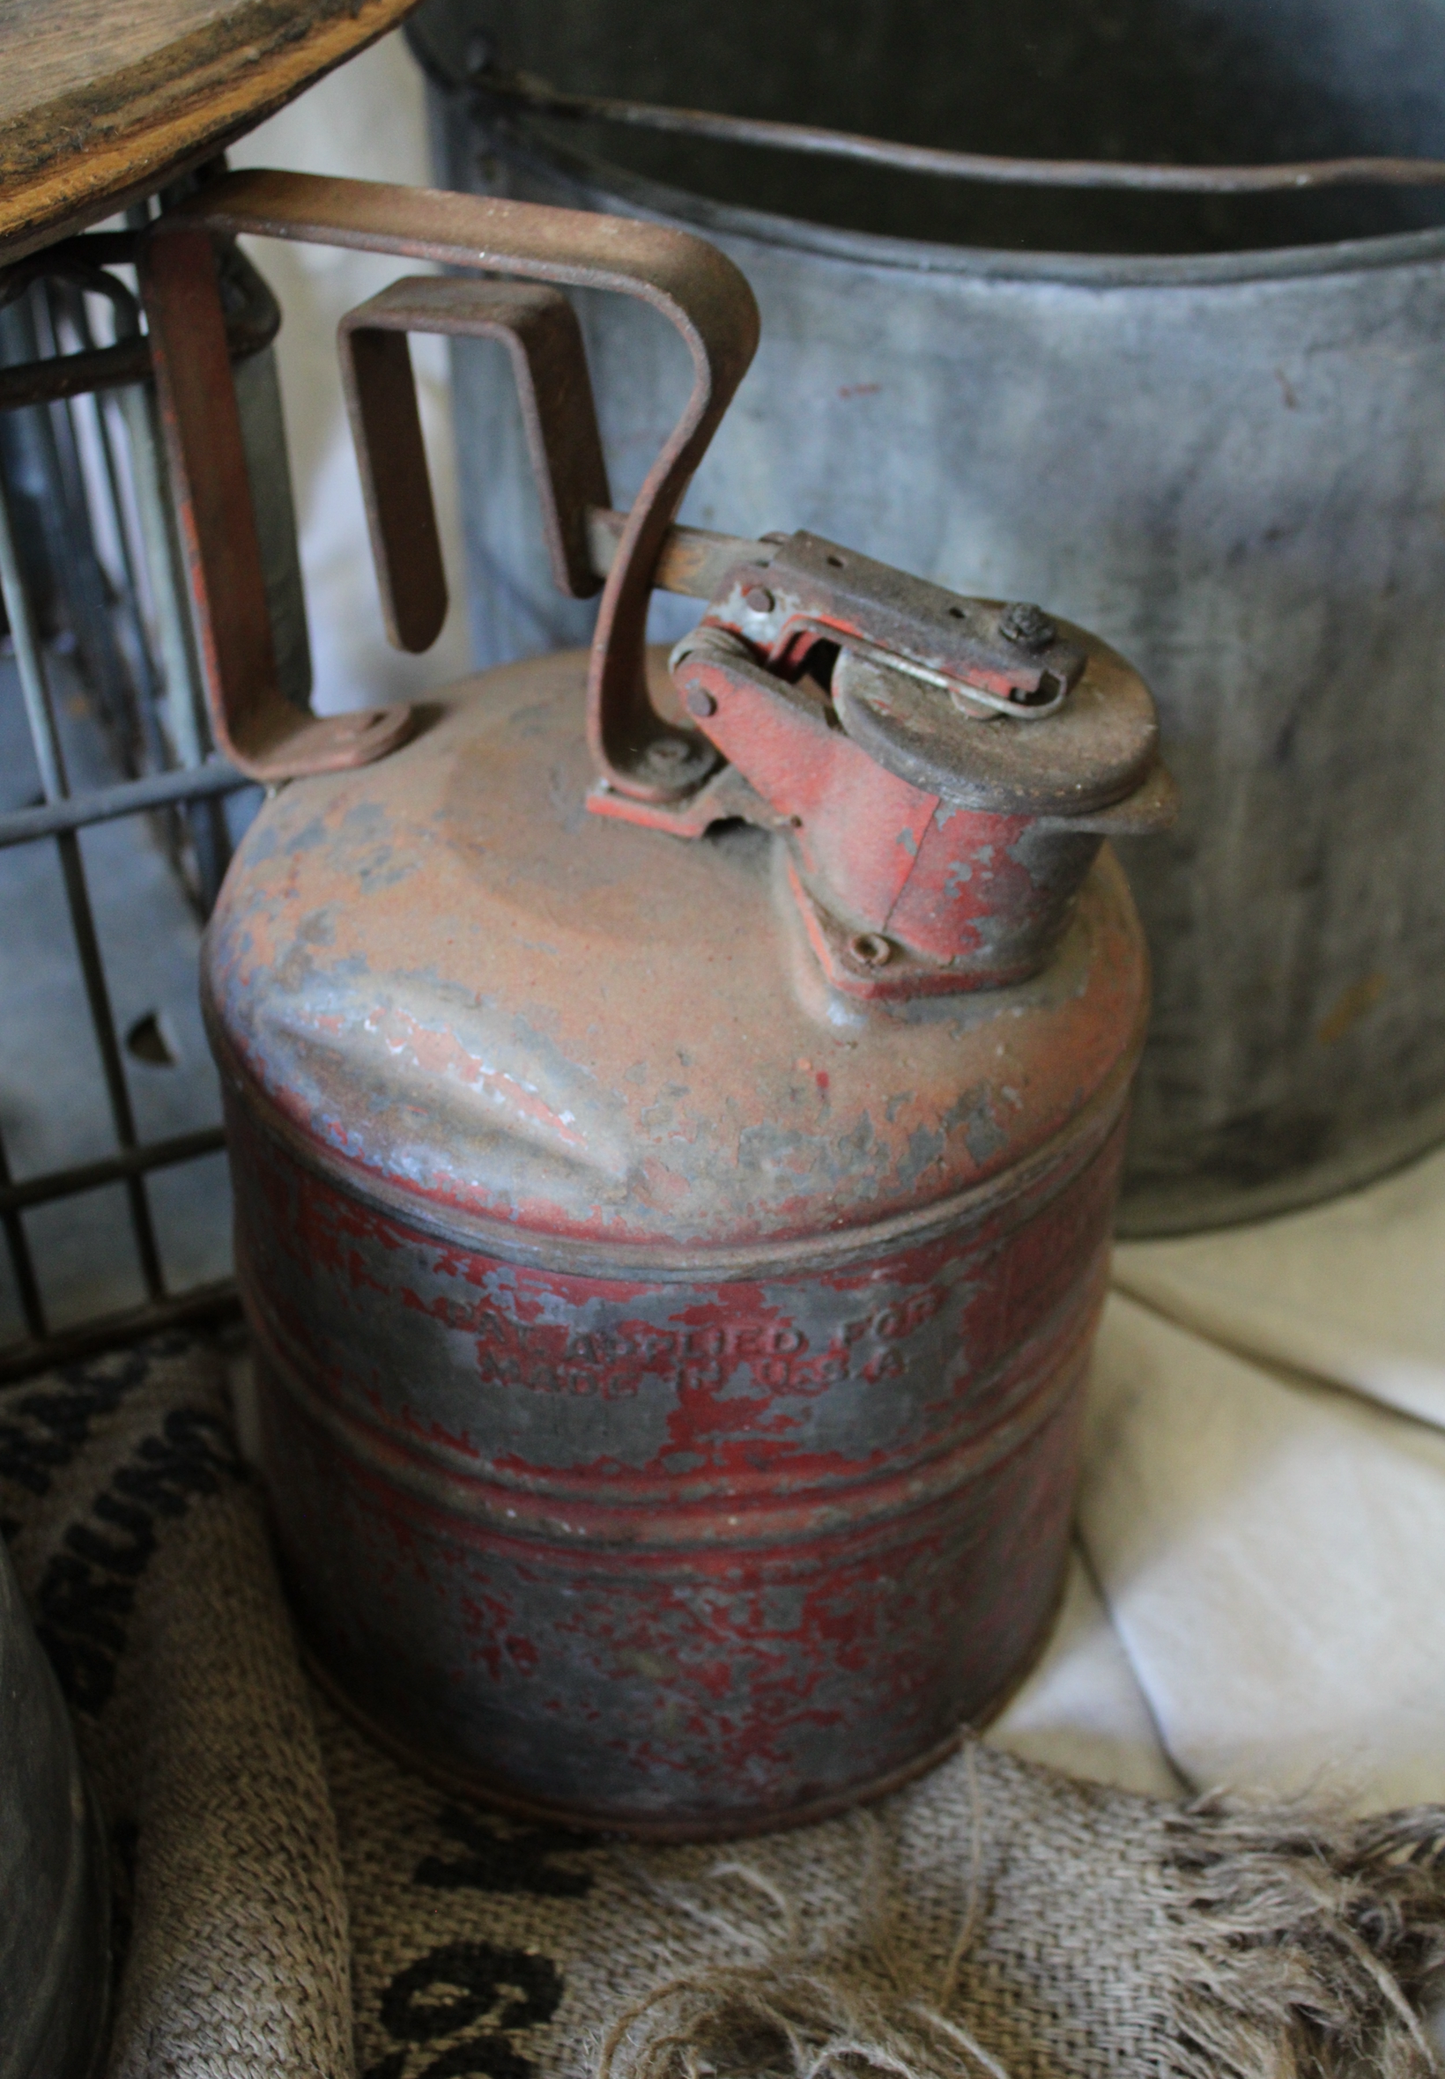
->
xmin=0 ymin=0 xmax=419 ymax=262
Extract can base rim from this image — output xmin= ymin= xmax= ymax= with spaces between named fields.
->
xmin=298 ymin=1581 xmax=1063 ymax=1844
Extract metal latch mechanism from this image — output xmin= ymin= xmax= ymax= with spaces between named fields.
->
xmin=138 ymin=170 xmax=1173 ymax=998
xmin=591 ymin=527 xmax=1175 ymax=997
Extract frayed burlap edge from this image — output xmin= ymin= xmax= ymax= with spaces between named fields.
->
xmin=1165 ymin=1796 xmax=1445 ymax=2079
xmin=590 ymin=1754 xmax=1445 ymax=2079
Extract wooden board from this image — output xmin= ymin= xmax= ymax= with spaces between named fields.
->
xmin=0 ymin=0 xmax=420 ymax=263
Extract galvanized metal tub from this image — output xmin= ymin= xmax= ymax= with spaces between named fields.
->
xmin=0 ymin=1538 xmax=109 ymax=2079
xmin=411 ymin=0 xmax=1445 ymax=1235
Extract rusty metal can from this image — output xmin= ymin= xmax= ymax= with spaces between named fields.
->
xmin=205 ymin=635 xmax=1159 ymax=1835
xmin=142 ymin=172 xmax=1170 ymax=1834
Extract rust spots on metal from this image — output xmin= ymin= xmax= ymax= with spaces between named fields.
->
xmin=208 ymin=649 xmax=1150 ymax=1833
xmin=171 ymin=174 xmax=1165 ymax=1835
xmin=205 ymin=654 xmax=1149 ymax=1250
xmin=232 ymin=1057 xmax=1124 ymax=1835
xmin=144 ymin=169 xmax=760 ymax=792
xmin=139 ymin=223 xmax=414 ymax=782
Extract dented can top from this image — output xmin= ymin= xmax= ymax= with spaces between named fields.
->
xmin=204 ymin=650 xmax=1148 ymax=1262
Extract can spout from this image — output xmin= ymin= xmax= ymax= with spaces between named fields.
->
xmin=593 ymin=530 xmax=1174 ymax=999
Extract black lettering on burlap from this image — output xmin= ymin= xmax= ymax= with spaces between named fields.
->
xmin=410 ymin=2043 xmax=531 ymax=2079
xmin=111 ymin=1407 xmax=237 ymax=1516
xmin=0 ymin=1348 xmax=153 ymax=1501
xmin=37 ymin=1553 xmax=133 ymax=1651
xmin=65 ymin=1495 xmax=157 ymax=1576
xmin=414 ymin=1806 xmax=596 ymax=1900
xmin=31 ymin=1403 xmax=244 ymax=1714
xmin=364 ymin=1940 xmax=563 ymax=2079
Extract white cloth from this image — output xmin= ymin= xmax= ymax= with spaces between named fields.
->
xmin=990 ymin=1155 xmax=1445 ymax=1816
xmin=1112 ymin=1145 xmax=1445 ymax=1430
xmin=983 ymin=1545 xmax=1183 ymax=1800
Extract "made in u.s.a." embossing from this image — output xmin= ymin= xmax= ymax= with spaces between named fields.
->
xmin=470 ymin=1287 xmax=946 ymax=1400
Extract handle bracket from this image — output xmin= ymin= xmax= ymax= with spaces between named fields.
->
xmin=139 ymin=170 xmax=759 ymax=790
xmin=339 ymin=274 xmax=611 ymax=653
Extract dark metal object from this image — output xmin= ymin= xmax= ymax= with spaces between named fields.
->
xmin=419 ymin=0 xmax=1445 ymax=1234
xmin=194 ymin=173 xmax=1163 ymax=1833
xmin=0 ymin=1281 xmax=241 ymax=1389
xmin=0 ymin=758 xmax=247 ymax=850
xmin=341 ymin=275 xmax=610 ymax=647
xmin=0 ymin=1538 xmax=109 ymax=2079
xmin=0 ymin=226 xmax=306 ymax=774
xmin=466 ymin=64 xmax=1445 ymax=196
xmin=1 ymin=460 xmax=166 ymax=1305
xmin=998 ymin=604 xmax=1056 ymax=652
xmin=141 ymin=224 xmax=411 ymax=785
xmin=0 ymin=219 xmax=268 ymax=1378
xmin=3 ymin=277 xmax=148 ymax=763
xmin=0 ymin=227 xmax=279 ymax=410
xmin=0 ymin=1126 xmax=228 ymax=1218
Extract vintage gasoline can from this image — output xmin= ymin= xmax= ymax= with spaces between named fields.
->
xmin=141 ymin=171 xmax=1173 ymax=1836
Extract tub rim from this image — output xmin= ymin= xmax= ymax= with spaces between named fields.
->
xmin=476 ymin=115 xmax=1445 ymax=290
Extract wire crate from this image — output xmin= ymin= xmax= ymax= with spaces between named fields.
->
xmin=0 ymin=199 xmax=308 ymax=1381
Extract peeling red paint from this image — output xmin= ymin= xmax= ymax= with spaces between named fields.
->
xmin=213 ymin=650 xmax=1149 ymax=1837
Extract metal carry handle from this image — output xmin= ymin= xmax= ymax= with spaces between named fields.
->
xmin=339 ymin=275 xmax=611 ymax=654
xmin=139 ymin=169 xmax=759 ymax=789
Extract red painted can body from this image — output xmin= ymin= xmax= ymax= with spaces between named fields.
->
xmin=207 ymin=649 xmax=1148 ymax=1834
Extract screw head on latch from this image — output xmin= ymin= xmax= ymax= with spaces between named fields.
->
xmin=643 ymin=735 xmax=715 ymax=783
xmin=999 ymin=602 xmax=1057 ymax=651
xmin=646 ymin=738 xmax=692 ymax=769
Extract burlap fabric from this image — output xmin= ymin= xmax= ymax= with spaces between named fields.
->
xmin=4 ymin=1333 xmax=1444 ymax=2079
